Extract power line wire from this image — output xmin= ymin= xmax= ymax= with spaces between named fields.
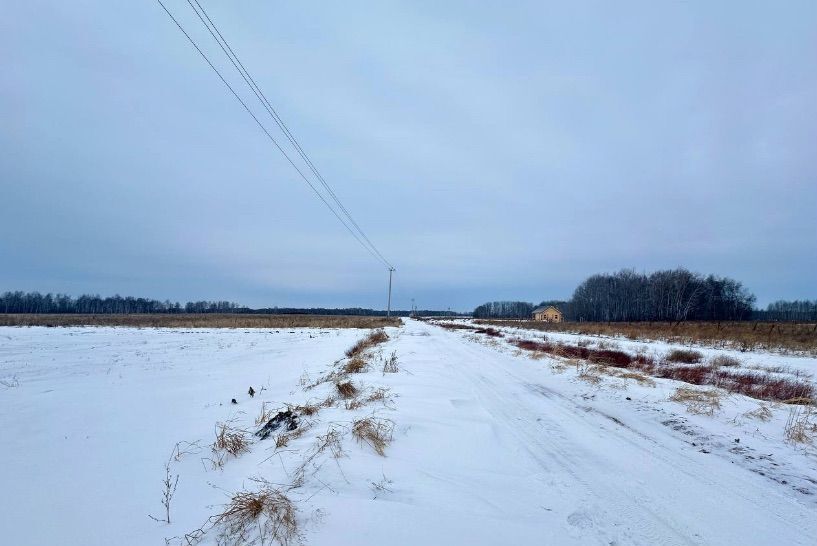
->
xmin=186 ymin=0 xmax=393 ymax=269
xmin=155 ymin=0 xmax=392 ymax=269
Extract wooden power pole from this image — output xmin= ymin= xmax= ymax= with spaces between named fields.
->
xmin=387 ymin=267 xmax=395 ymax=317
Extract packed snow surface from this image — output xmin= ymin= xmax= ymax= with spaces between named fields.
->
xmin=1 ymin=320 xmax=815 ymax=545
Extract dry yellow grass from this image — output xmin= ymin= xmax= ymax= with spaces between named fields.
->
xmin=744 ymin=404 xmax=773 ymax=421
xmin=352 ymin=417 xmax=394 ymax=456
xmin=212 ymin=421 xmax=250 ymax=460
xmin=343 ymin=356 xmax=368 ymax=374
xmin=213 ymin=480 xmax=299 ymax=546
xmin=784 ymin=405 xmax=816 ymax=444
xmin=0 ymin=313 xmax=400 ymax=329
xmin=576 ymin=362 xmax=602 ymax=384
xmin=335 ymin=380 xmax=358 ymax=399
xmin=670 ymin=387 xmax=722 ymax=415
xmin=346 ymin=329 xmax=390 ymax=357
xmin=605 ymin=368 xmax=656 ymax=387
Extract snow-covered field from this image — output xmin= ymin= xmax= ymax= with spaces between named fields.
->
xmin=1 ymin=320 xmax=815 ymax=545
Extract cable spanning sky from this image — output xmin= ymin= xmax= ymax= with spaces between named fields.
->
xmin=1 ymin=1 xmax=815 ymax=310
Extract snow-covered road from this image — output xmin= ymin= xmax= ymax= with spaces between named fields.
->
xmin=370 ymin=319 xmax=815 ymax=545
xmin=1 ymin=320 xmax=814 ymax=545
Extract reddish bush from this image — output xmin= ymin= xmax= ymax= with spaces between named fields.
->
xmin=510 ymin=333 xmax=813 ymax=404
xmin=510 ymin=338 xmax=554 ymax=352
xmin=666 ymin=349 xmax=704 ymax=364
xmin=588 ymin=349 xmax=633 ymax=367
xmin=657 ymin=365 xmax=712 ymax=385
xmin=631 ymin=354 xmax=657 ymax=372
xmin=715 ymin=371 xmax=814 ymax=402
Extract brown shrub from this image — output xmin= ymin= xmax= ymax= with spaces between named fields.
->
xmin=352 ymin=417 xmax=394 ymax=456
xmin=666 ymin=349 xmax=704 ymax=364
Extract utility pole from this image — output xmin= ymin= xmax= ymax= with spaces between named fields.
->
xmin=386 ymin=267 xmax=395 ymax=317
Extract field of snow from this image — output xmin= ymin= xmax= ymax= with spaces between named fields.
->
xmin=1 ymin=320 xmax=816 ymax=545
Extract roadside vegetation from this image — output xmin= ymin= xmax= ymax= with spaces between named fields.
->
xmin=165 ymin=326 xmax=398 ymax=545
xmin=474 ymin=319 xmax=817 ymax=355
xmin=431 ymin=319 xmax=815 ymax=405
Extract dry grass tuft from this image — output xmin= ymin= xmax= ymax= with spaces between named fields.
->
xmin=670 ymin=387 xmax=722 ymax=415
xmin=272 ymin=419 xmax=315 ymax=452
xmin=274 ymin=434 xmax=291 ymax=450
xmin=255 ymin=402 xmax=276 ymax=426
xmin=316 ymin=427 xmax=345 ymax=458
xmin=289 ymin=395 xmax=334 ymax=417
xmin=344 ymin=398 xmax=365 ymax=410
xmin=607 ymin=369 xmax=656 ymax=387
xmin=576 ymin=362 xmax=602 ymax=384
xmin=710 ymin=354 xmax=741 ymax=368
xmin=382 ymin=351 xmax=399 ymax=374
xmin=213 ymin=421 xmax=250 ymax=458
xmin=744 ymin=404 xmax=773 ymax=421
xmin=346 ymin=329 xmax=390 ymax=358
xmin=666 ymin=349 xmax=704 ymax=364
xmin=343 ymin=356 xmax=368 ymax=374
xmin=213 ymin=480 xmax=299 ymax=546
xmin=784 ymin=405 xmax=816 ymax=444
xmin=345 ymin=387 xmax=393 ymax=410
xmin=352 ymin=417 xmax=394 ymax=456
xmin=336 ymin=380 xmax=358 ymax=399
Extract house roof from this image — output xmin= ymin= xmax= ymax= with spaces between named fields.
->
xmin=532 ymin=305 xmax=561 ymax=314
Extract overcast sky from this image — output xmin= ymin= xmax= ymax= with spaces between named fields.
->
xmin=1 ymin=1 xmax=815 ymax=310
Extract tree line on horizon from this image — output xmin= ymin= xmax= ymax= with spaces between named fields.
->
xmin=473 ymin=268 xmax=816 ymax=322
xmin=0 ymin=291 xmax=456 ymax=317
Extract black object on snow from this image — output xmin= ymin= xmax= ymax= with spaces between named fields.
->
xmin=231 ymin=398 xmax=237 ymax=404
xmin=248 ymin=386 xmax=256 ymax=397
xmin=256 ymin=410 xmax=299 ymax=440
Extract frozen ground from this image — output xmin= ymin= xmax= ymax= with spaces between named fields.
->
xmin=1 ymin=320 xmax=815 ymax=545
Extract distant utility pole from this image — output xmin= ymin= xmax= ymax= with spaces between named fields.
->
xmin=386 ymin=267 xmax=395 ymax=317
